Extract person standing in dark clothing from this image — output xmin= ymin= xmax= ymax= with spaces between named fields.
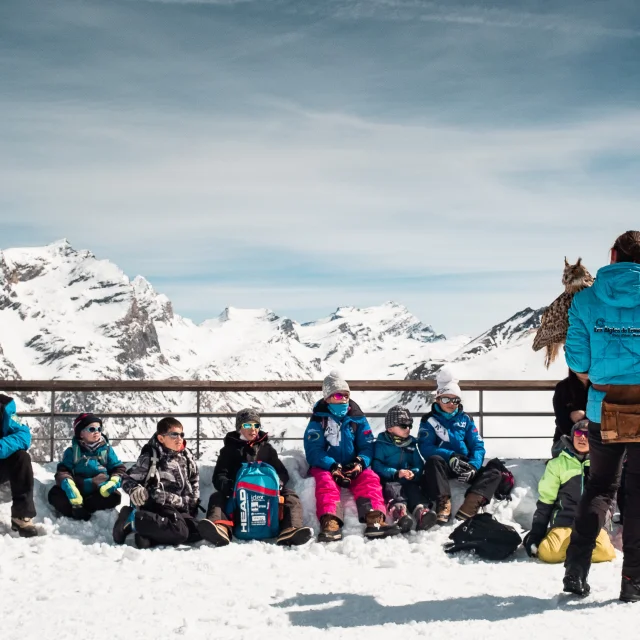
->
xmin=552 ymin=369 xmax=589 ymax=446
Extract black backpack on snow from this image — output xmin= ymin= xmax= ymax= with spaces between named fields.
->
xmin=484 ymin=458 xmax=515 ymax=501
xmin=444 ymin=513 xmax=522 ymax=561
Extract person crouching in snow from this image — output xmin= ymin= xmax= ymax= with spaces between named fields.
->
xmin=48 ymin=413 xmax=125 ymax=520
xmin=304 ymin=370 xmax=401 ymax=542
xmin=524 ymin=423 xmax=616 ymax=564
xmin=198 ymin=408 xmax=313 ymax=547
xmin=418 ymin=369 xmax=502 ymax=524
xmin=113 ymin=417 xmax=201 ymax=548
xmin=373 ymin=405 xmax=437 ymax=533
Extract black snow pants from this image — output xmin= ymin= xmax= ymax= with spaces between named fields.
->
xmin=0 ymin=450 xmax=36 ymax=519
xmin=48 ymin=484 xmax=121 ymax=518
xmin=134 ymin=503 xmax=202 ymax=547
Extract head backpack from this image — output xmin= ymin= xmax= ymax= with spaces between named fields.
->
xmin=444 ymin=513 xmax=522 ymax=561
xmin=227 ymin=462 xmax=282 ymax=540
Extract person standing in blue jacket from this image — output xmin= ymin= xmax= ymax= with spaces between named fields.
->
xmin=418 ymin=369 xmax=502 ymax=524
xmin=0 ymin=394 xmax=37 ymax=537
xmin=48 ymin=413 xmax=126 ymax=520
xmin=304 ymin=370 xmax=401 ymax=542
xmin=562 ymin=230 xmax=640 ymax=602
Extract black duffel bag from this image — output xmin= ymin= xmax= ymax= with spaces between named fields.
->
xmin=444 ymin=513 xmax=522 ymax=561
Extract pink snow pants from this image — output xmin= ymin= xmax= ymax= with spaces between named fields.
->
xmin=310 ymin=467 xmax=386 ymax=524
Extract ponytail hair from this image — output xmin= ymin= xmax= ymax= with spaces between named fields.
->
xmin=612 ymin=230 xmax=640 ymax=264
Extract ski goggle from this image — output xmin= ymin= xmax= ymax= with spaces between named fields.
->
xmin=241 ymin=422 xmax=260 ymax=429
xmin=330 ymin=392 xmax=350 ymax=402
xmin=82 ymin=426 xmax=103 ymax=433
xmin=439 ymin=397 xmax=461 ymax=405
xmin=396 ymin=424 xmax=412 ymax=430
xmin=574 ymin=429 xmax=588 ymax=438
xmin=164 ymin=432 xmax=185 ymax=439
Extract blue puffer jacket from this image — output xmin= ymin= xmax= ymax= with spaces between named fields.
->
xmin=304 ymin=399 xmax=374 ymax=470
xmin=566 ymin=263 xmax=640 ymax=422
xmin=417 ymin=404 xmax=485 ymax=470
xmin=372 ymin=431 xmax=423 ymax=482
xmin=0 ymin=395 xmax=31 ymax=460
xmin=55 ymin=437 xmax=126 ymax=495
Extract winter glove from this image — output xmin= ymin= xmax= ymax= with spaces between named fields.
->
xmin=330 ymin=464 xmax=351 ymax=488
xmin=523 ymin=530 xmax=545 ymax=557
xmin=99 ymin=476 xmax=122 ymax=498
xmin=187 ymin=497 xmax=201 ymax=517
xmin=449 ymin=456 xmax=476 ymax=482
xmin=151 ymin=488 xmax=185 ymax=510
xmin=129 ymin=485 xmax=149 ymax=508
xmin=342 ymin=457 xmax=364 ymax=480
xmin=61 ymin=478 xmax=83 ymax=507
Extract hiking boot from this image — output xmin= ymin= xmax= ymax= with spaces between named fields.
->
xmin=456 ymin=492 xmax=486 ymax=521
xmin=436 ymin=497 xmax=452 ymax=525
xmin=364 ymin=510 xmax=401 ymax=539
xmin=198 ymin=519 xmax=231 ymax=547
xmin=413 ymin=505 xmax=437 ymax=532
xmin=276 ymin=526 xmax=314 ymax=547
xmin=71 ymin=505 xmax=92 ymax=521
xmin=318 ymin=514 xmax=342 ymax=543
xmin=134 ymin=534 xmax=154 ymax=550
xmin=389 ymin=503 xmax=414 ymax=533
xmin=620 ymin=576 xmax=640 ymax=603
xmin=11 ymin=517 xmax=37 ymax=538
xmin=113 ymin=506 xmax=135 ymax=545
xmin=563 ymin=571 xmax=591 ymax=597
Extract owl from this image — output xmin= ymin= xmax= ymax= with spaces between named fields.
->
xmin=532 ymin=257 xmax=594 ymax=368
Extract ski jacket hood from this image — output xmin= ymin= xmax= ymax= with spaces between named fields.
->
xmin=592 ymin=263 xmax=640 ymax=308
xmin=0 ymin=395 xmax=31 ymax=460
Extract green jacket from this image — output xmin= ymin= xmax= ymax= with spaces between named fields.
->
xmin=531 ymin=437 xmax=589 ymax=535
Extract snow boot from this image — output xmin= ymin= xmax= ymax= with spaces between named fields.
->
xmin=113 ymin=506 xmax=135 ymax=545
xmin=71 ymin=505 xmax=92 ymax=521
xmin=563 ymin=570 xmax=591 ymax=597
xmin=276 ymin=526 xmax=314 ymax=547
xmin=413 ymin=505 xmax=437 ymax=532
xmin=318 ymin=514 xmax=342 ymax=543
xmin=435 ymin=497 xmax=452 ymax=525
xmin=11 ymin=517 xmax=37 ymax=538
xmin=364 ymin=510 xmax=402 ymax=539
xmin=389 ymin=503 xmax=414 ymax=533
xmin=620 ymin=576 xmax=640 ymax=603
xmin=198 ymin=519 xmax=231 ymax=547
xmin=456 ymin=492 xmax=486 ymax=522
xmin=134 ymin=534 xmax=154 ymax=550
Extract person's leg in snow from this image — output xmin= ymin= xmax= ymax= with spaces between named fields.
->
xmin=423 ymin=455 xmax=453 ymax=525
xmin=114 ymin=504 xmax=198 ymax=548
xmin=276 ymin=488 xmax=313 ymax=546
xmin=310 ymin=467 xmax=344 ymax=542
xmin=198 ymin=491 xmax=233 ymax=547
xmin=48 ymin=484 xmax=121 ymax=520
xmin=383 ymin=481 xmax=414 ymax=532
xmin=350 ymin=469 xmax=401 ymax=539
xmin=456 ymin=466 xmax=502 ymax=521
xmin=0 ymin=450 xmax=37 ymax=537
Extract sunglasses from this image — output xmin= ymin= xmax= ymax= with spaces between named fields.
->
xmin=82 ymin=426 xmax=103 ymax=433
xmin=241 ymin=423 xmax=260 ymax=429
xmin=439 ymin=397 xmax=461 ymax=405
xmin=331 ymin=393 xmax=350 ymax=401
xmin=395 ymin=424 xmax=412 ymax=430
xmin=164 ymin=432 xmax=185 ymax=439
xmin=574 ymin=429 xmax=588 ymax=438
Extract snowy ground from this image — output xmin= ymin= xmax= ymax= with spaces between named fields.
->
xmin=0 ymin=455 xmax=633 ymax=640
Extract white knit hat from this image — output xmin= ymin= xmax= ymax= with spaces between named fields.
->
xmin=322 ymin=370 xmax=350 ymax=400
xmin=435 ymin=366 xmax=461 ymax=398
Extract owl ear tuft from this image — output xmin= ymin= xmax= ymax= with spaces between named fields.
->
xmin=564 ymin=256 xmax=569 ymax=266
xmin=576 ymin=257 xmax=582 ymax=266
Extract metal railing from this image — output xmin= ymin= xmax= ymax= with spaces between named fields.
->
xmin=0 ymin=379 xmax=559 ymax=461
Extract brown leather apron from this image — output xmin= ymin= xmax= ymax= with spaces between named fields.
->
xmin=592 ymin=383 xmax=640 ymax=443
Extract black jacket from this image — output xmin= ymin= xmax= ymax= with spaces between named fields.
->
xmin=213 ymin=431 xmax=289 ymax=499
xmin=552 ymin=375 xmax=588 ymax=443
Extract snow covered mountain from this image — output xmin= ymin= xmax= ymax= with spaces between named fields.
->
xmin=0 ymin=240 xmax=564 ymax=459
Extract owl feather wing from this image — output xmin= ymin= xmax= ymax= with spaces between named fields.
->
xmin=532 ymin=291 xmax=574 ymax=351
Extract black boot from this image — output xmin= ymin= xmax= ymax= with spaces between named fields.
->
xmin=620 ymin=576 xmax=640 ymax=603
xmin=113 ymin=506 xmax=135 ymax=545
xmin=563 ymin=570 xmax=591 ymax=597
xmin=364 ymin=510 xmax=401 ymax=539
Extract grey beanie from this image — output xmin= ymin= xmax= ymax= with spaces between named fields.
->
xmin=385 ymin=405 xmax=413 ymax=430
xmin=322 ymin=370 xmax=350 ymax=400
xmin=571 ymin=419 xmax=589 ymax=437
xmin=236 ymin=408 xmax=261 ymax=431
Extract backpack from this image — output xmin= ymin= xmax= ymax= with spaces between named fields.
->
xmin=444 ymin=513 xmax=522 ymax=561
xmin=227 ymin=462 xmax=282 ymax=540
xmin=484 ymin=458 xmax=515 ymax=501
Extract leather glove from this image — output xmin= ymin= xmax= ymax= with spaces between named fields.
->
xmin=523 ymin=530 xmax=545 ymax=557
xmin=330 ymin=464 xmax=351 ymax=488
xmin=342 ymin=457 xmax=364 ymax=480
xmin=188 ymin=497 xmax=201 ymax=516
xmin=61 ymin=478 xmax=83 ymax=507
xmin=449 ymin=456 xmax=476 ymax=482
xmin=129 ymin=485 xmax=149 ymax=508
xmin=99 ymin=476 xmax=122 ymax=498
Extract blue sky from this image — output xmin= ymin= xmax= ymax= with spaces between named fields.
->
xmin=1 ymin=0 xmax=640 ymax=336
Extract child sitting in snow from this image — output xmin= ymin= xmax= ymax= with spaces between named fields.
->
xmin=113 ymin=417 xmax=201 ymax=548
xmin=418 ymin=368 xmax=504 ymax=524
xmin=197 ymin=408 xmax=313 ymax=547
xmin=48 ymin=413 xmax=125 ymax=520
xmin=304 ymin=370 xmax=401 ymax=542
xmin=373 ymin=405 xmax=436 ymax=532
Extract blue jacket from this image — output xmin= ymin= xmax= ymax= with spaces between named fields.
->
xmin=0 ymin=395 xmax=31 ymax=460
xmin=372 ymin=431 xmax=423 ymax=482
xmin=304 ymin=399 xmax=374 ymax=470
xmin=55 ymin=437 xmax=126 ymax=495
xmin=417 ymin=404 xmax=485 ymax=470
xmin=565 ymin=263 xmax=640 ymax=422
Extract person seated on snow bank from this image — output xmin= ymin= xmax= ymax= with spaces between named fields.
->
xmin=113 ymin=417 xmax=201 ymax=548
xmin=198 ymin=408 xmax=313 ymax=547
xmin=418 ymin=368 xmax=503 ymax=524
xmin=372 ymin=405 xmax=436 ymax=533
xmin=0 ymin=394 xmax=37 ymax=537
xmin=551 ymin=369 xmax=589 ymax=457
xmin=304 ymin=370 xmax=401 ymax=542
xmin=48 ymin=413 xmax=126 ymax=520
xmin=524 ymin=423 xmax=616 ymax=564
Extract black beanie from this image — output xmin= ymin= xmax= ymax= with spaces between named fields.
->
xmin=235 ymin=408 xmax=261 ymax=431
xmin=73 ymin=413 xmax=103 ymax=437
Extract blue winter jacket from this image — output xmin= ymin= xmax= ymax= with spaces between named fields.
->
xmin=0 ymin=396 xmax=31 ymax=460
xmin=417 ymin=404 xmax=485 ymax=470
xmin=55 ymin=437 xmax=126 ymax=495
xmin=304 ymin=399 xmax=374 ymax=470
xmin=372 ymin=431 xmax=423 ymax=482
xmin=565 ymin=263 xmax=640 ymax=422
